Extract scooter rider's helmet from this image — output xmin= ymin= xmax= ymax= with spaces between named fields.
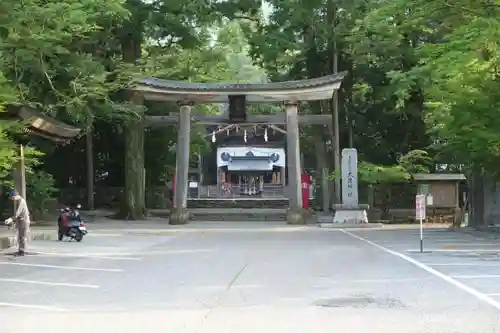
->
xmin=64 ymin=207 xmax=70 ymax=212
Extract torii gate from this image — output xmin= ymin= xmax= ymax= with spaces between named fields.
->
xmin=130 ymin=72 xmax=348 ymax=224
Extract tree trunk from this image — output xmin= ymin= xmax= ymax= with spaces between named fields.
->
xmin=86 ymin=128 xmax=94 ymax=210
xmin=315 ymin=139 xmax=330 ymax=212
xmin=469 ymin=167 xmax=485 ymax=228
xmin=119 ymin=31 xmax=146 ymax=220
xmin=120 ymin=97 xmax=146 ymax=220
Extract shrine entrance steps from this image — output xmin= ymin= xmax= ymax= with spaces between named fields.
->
xmin=187 ymin=198 xmax=289 ymax=209
xmin=187 ymin=198 xmax=288 ymax=222
xmin=189 ymin=208 xmax=286 ymax=222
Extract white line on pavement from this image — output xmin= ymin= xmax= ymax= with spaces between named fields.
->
xmin=0 ymin=261 xmax=123 ymax=272
xmin=406 ymin=232 xmax=459 ymax=234
xmin=429 ymin=263 xmax=500 ymax=267
xmin=30 ymin=251 xmax=142 ymax=260
xmin=87 ymin=233 xmax=123 ymax=237
xmin=0 ymin=278 xmax=99 ymax=288
xmin=64 ymin=249 xmax=213 ymax=256
xmin=0 ymin=302 xmax=69 ymax=312
xmin=341 ymin=230 xmax=500 ymax=310
xmin=408 ymin=235 xmax=483 ymax=240
xmin=378 ymin=238 xmax=476 ymax=243
xmin=451 ymin=275 xmax=500 ymax=279
xmin=416 ymin=240 xmax=478 ymax=244
xmin=333 ymin=277 xmax=430 ymax=283
xmin=377 ymin=242 xmax=496 ymax=247
xmin=406 ymin=249 xmax=500 ymax=252
xmin=436 ymin=243 xmax=500 ymax=247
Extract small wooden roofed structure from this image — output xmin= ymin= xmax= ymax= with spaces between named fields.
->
xmin=413 ymin=173 xmax=466 ymax=208
xmin=2 ymin=105 xmax=82 ymax=144
xmin=1 ymin=105 xmax=82 ymax=199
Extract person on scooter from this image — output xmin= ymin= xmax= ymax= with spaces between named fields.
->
xmin=58 ymin=207 xmax=70 ymax=236
xmin=9 ymin=191 xmax=31 ymax=256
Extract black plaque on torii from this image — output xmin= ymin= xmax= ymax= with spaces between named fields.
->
xmin=229 ymin=95 xmax=247 ymax=123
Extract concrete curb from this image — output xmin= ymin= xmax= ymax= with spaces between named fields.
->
xmin=0 ymin=231 xmax=55 ymax=250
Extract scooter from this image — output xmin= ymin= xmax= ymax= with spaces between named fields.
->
xmin=57 ymin=205 xmax=87 ymax=242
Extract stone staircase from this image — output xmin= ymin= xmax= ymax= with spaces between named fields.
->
xmin=187 ymin=198 xmax=289 ymax=221
xmin=187 ymin=198 xmax=289 ymax=209
xmin=189 ymin=208 xmax=287 ymax=221
xmin=149 ymin=198 xmax=319 ymax=222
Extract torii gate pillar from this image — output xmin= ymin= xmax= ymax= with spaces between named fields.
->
xmin=285 ymin=102 xmax=306 ymax=224
xmin=170 ymin=103 xmax=192 ymax=225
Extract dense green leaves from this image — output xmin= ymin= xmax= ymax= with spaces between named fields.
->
xmin=349 ymin=0 xmax=500 ymax=176
xmin=0 ymin=0 xmax=129 ymax=122
xmin=246 ymin=0 xmax=500 ymax=183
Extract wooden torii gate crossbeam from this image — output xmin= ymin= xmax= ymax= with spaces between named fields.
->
xmin=145 ymin=113 xmax=332 ymax=126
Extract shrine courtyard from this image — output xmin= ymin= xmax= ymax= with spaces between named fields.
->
xmin=0 ymin=223 xmax=499 ymax=332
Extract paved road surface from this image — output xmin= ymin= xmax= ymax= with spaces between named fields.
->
xmin=0 ymin=224 xmax=500 ymax=332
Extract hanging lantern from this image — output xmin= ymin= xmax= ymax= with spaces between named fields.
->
xmin=244 ymin=129 xmax=247 ymax=143
xmin=212 ymin=131 xmax=216 ymax=143
xmin=264 ymin=127 xmax=268 ymax=142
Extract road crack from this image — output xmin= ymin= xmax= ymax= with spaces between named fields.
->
xmin=196 ymin=262 xmax=249 ymax=331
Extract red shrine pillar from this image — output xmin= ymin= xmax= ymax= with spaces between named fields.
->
xmin=301 ymin=171 xmax=311 ymax=209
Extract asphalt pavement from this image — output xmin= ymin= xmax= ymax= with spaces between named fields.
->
xmin=0 ymin=223 xmax=500 ymax=332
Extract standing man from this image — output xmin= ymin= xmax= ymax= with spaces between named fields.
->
xmin=9 ymin=191 xmax=30 ymax=256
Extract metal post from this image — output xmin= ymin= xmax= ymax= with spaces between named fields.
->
xmin=12 ymin=145 xmax=26 ymax=215
xmin=416 ymin=194 xmax=426 ymax=253
xmin=420 ymin=216 xmax=424 ymax=252
xmin=19 ymin=145 xmax=26 ymax=199
xmin=285 ymin=102 xmax=302 ymax=210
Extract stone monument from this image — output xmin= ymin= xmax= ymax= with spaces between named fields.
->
xmin=332 ymin=148 xmax=369 ymax=224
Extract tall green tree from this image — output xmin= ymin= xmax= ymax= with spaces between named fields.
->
xmin=247 ymin=0 xmax=431 ymax=180
xmin=116 ymin=0 xmax=261 ymax=219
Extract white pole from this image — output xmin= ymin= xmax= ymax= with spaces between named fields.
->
xmin=416 ymin=193 xmax=425 ymax=253
xmin=420 ymin=215 xmax=423 ymax=253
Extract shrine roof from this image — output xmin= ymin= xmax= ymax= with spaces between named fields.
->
xmin=131 ymin=72 xmax=348 ymax=103
xmin=2 ymin=105 xmax=82 ymax=143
